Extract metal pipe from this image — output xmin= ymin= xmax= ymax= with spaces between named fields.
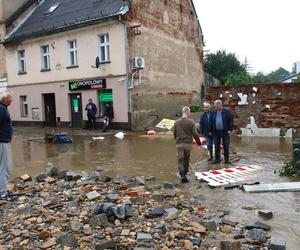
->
xmin=118 ymin=15 xmax=132 ymax=129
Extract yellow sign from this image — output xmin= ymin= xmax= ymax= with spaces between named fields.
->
xmin=156 ymin=119 xmax=175 ymax=130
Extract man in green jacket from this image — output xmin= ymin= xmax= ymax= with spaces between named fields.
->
xmin=173 ymin=106 xmax=201 ymax=183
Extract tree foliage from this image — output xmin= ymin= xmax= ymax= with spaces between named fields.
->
xmin=204 ymin=50 xmax=291 ymax=86
xmin=225 ymin=71 xmax=253 ymax=86
xmin=252 ymin=72 xmax=271 ymax=83
xmin=204 ymin=50 xmax=247 ymax=84
xmin=268 ymin=67 xmax=290 ymax=82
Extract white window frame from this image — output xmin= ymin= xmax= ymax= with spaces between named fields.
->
xmin=98 ymin=34 xmax=110 ymax=63
xmin=20 ymin=95 xmax=28 ymax=117
xmin=68 ymin=40 xmax=78 ymax=66
xmin=41 ymin=45 xmax=50 ymax=70
xmin=18 ymin=50 xmax=26 ymax=73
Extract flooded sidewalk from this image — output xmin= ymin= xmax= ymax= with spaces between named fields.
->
xmin=7 ymin=127 xmax=300 ymax=249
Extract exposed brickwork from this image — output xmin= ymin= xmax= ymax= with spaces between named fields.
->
xmin=124 ymin=0 xmax=202 ymax=44
xmin=205 ymin=83 xmax=300 ymax=129
xmin=123 ymin=0 xmax=204 ymax=129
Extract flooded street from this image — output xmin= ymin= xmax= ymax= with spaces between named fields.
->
xmin=9 ymin=127 xmax=300 ymax=249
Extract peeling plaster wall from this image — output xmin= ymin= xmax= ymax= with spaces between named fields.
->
xmin=205 ymin=83 xmax=300 ymax=129
xmin=124 ymin=0 xmax=204 ymax=129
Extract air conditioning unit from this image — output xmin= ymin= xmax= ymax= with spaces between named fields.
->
xmin=132 ymin=57 xmax=145 ymax=69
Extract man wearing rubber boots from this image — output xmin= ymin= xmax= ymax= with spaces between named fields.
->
xmin=174 ymin=106 xmax=201 ymax=183
xmin=211 ymin=100 xmax=233 ymax=164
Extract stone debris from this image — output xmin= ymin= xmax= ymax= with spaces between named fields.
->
xmin=0 ymin=165 xmax=280 ymax=249
xmin=258 ymin=210 xmax=273 ymax=219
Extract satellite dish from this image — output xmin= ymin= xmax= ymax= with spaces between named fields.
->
xmin=95 ymin=56 xmax=100 ymax=68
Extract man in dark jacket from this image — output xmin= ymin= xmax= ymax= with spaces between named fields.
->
xmin=0 ymin=92 xmax=14 ymax=201
xmin=102 ymin=102 xmax=113 ymax=132
xmin=198 ymin=102 xmax=213 ymax=161
xmin=173 ymin=106 xmax=201 ymax=183
xmin=85 ymin=99 xmax=97 ymax=129
xmin=211 ymin=100 xmax=233 ymax=164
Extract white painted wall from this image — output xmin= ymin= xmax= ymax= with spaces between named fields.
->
xmin=5 ymin=20 xmax=126 ymax=85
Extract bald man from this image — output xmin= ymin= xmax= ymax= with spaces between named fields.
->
xmin=173 ymin=106 xmax=201 ymax=183
xmin=0 ymin=92 xmax=14 ymax=201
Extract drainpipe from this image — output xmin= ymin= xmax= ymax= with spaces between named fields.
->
xmin=118 ymin=15 xmax=132 ymax=130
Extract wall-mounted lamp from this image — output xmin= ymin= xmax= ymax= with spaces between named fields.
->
xmin=117 ymin=77 xmax=125 ymax=83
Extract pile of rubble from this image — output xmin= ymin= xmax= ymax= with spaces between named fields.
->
xmin=0 ymin=163 xmax=285 ymax=249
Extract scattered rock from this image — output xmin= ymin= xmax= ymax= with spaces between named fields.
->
xmin=145 ymin=206 xmax=165 ymax=218
xmin=95 ymin=240 xmax=116 ymax=250
xmin=220 ymin=240 xmax=241 ymax=250
xmin=191 ymin=222 xmax=206 ymax=234
xmin=222 ymin=218 xmax=238 ymax=227
xmin=121 ymin=229 xmax=130 ymax=236
xmin=44 ymin=176 xmax=56 ymax=184
xmin=137 ymin=233 xmax=152 ymax=241
xmin=258 ymin=210 xmax=273 ymax=219
xmin=246 ymin=229 xmax=267 ymax=243
xmin=86 ymin=191 xmax=101 ymax=200
xmin=154 ymin=224 xmax=167 ymax=234
xmin=245 ymin=221 xmax=270 ymax=231
xmin=106 ymin=193 xmax=119 ymax=203
xmin=39 ymin=229 xmax=51 ymax=240
xmin=242 ymin=204 xmax=259 ymax=210
xmin=201 ymin=220 xmax=217 ymax=231
xmin=221 ymin=225 xmax=233 ymax=234
xmin=20 ymin=174 xmax=32 ymax=182
xmin=162 ymin=182 xmax=175 ymax=189
xmin=44 ymin=162 xmax=59 ymax=176
xmin=69 ymin=221 xmax=83 ymax=232
xmin=183 ymin=239 xmax=193 ymax=249
xmin=269 ymin=236 xmax=286 ymax=250
xmin=56 ymin=233 xmax=78 ymax=248
xmin=135 ymin=176 xmax=146 ymax=185
xmin=40 ymin=238 xmax=56 ymax=249
xmin=65 ymin=171 xmax=82 ymax=181
xmin=89 ymin=214 xmax=108 ymax=227
xmin=233 ymin=233 xmax=245 ymax=239
xmin=165 ymin=207 xmax=178 ymax=215
xmin=151 ymin=193 xmax=165 ymax=203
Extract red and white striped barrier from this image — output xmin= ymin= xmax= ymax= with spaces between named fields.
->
xmin=195 ymin=165 xmax=262 ymax=187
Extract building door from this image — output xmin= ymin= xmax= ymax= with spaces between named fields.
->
xmin=70 ymin=93 xmax=83 ymax=127
xmin=43 ymin=93 xmax=56 ymax=127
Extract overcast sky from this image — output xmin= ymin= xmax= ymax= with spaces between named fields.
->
xmin=193 ymin=0 xmax=299 ymax=74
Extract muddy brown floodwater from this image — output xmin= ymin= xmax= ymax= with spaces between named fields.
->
xmin=8 ymin=127 xmax=300 ymax=249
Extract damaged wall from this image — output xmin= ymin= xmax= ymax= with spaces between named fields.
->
xmin=124 ymin=0 xmax=204 ymax=129
xmin=205 ymin=83 xmax=300 ymax=129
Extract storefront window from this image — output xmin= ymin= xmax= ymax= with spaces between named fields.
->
xmin=98 ymin=89 xmax=113 ymax=118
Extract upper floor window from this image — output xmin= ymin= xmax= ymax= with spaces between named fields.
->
xmin=68 ymin=40 xmax=78 ymax=66
xmin=18 ymin=50 xmax=26 ymax=73
xmin=20 ymin=95 xmax=28 ymax=117
xmin=98 ymin=34 xmax=110 ymax=63
xmin=41 ymin=45 xmax=50 ymax=70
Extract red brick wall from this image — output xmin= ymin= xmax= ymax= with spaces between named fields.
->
xmin=205 ymin=83 xmax=300 ymax=129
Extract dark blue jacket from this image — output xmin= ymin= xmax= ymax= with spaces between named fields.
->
xmin=85 ymin=103 xmax=97 ymax=116
xmin=0 ymin=102 xmax=13 ymax=142
xmin=198 ymin=112 xmax=213 ymax=136
xmin=211 ymin=108 xmax=233 ymax=133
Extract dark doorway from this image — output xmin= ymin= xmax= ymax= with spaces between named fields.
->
xmin=70 ymin=93 xmax=83 ymax=127
xmin=43 ymin=93 xmax=56 ymax=127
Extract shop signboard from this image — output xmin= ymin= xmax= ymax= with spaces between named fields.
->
xmin=69 ymin=79 xmax=106 ymax=91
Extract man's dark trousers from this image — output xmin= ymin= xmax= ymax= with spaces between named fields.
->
xmin=87 ymin=115 xmax=96 ymax=129
xmin=214 ymin=130 xmax=230 ymax=161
